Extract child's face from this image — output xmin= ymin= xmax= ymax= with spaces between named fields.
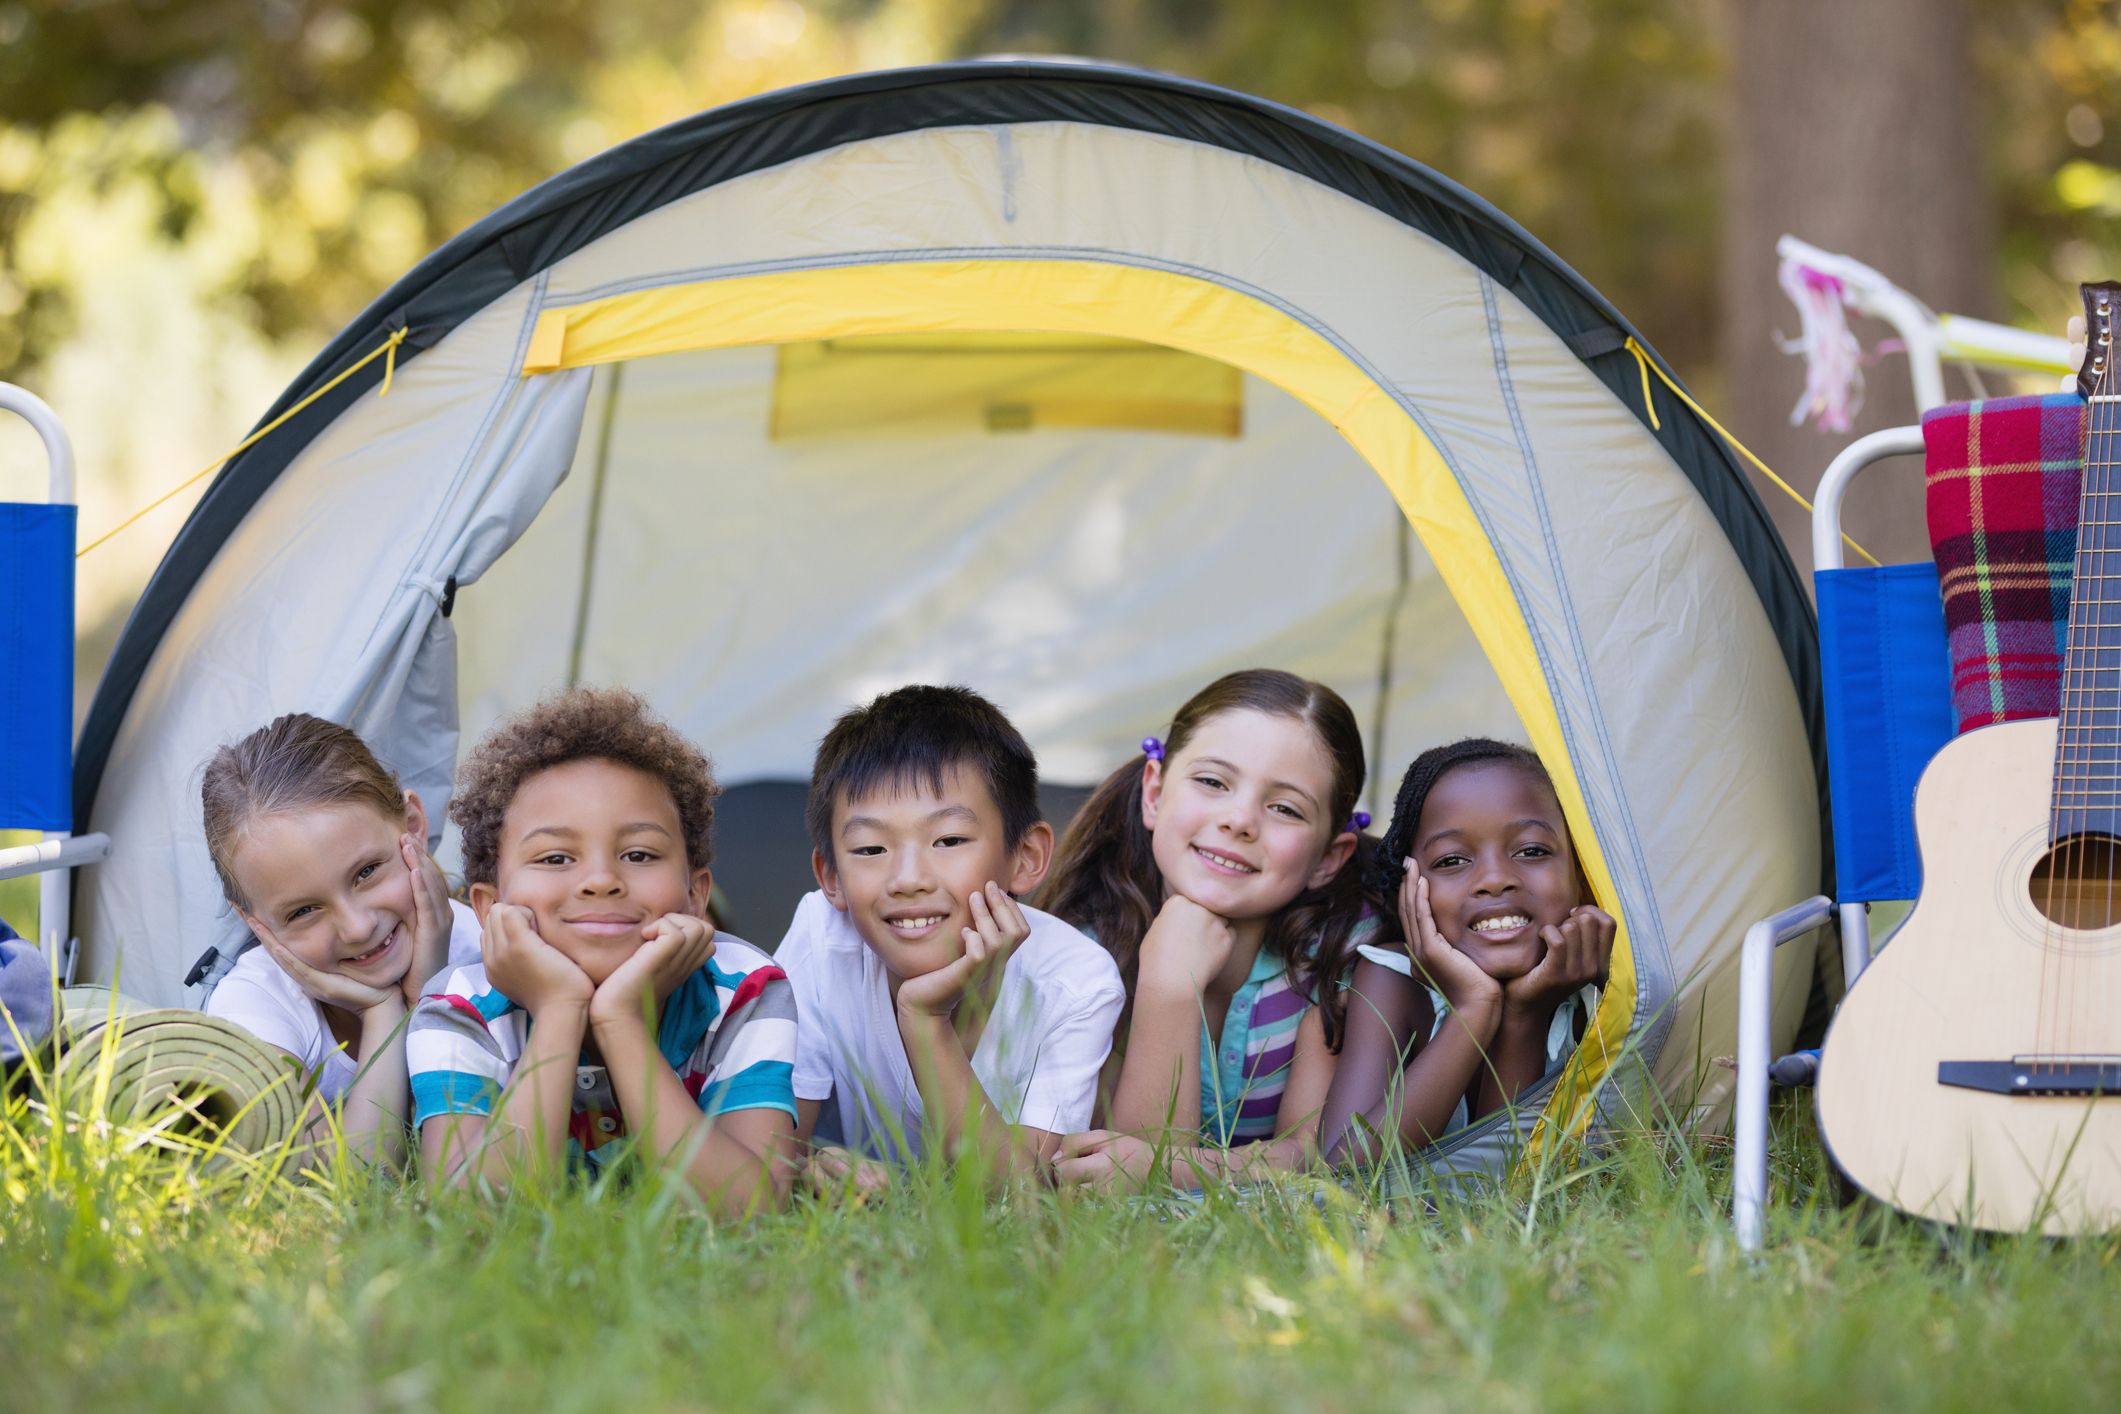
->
xmin=815 ymin=765 xmax=1054 ymax=981
xmin=1142 ymin=708 xmax=1354 ymax=922
xmin=1411 ymin=761 xmax=1581 ymax=980
xmin=470 ymin=758 xmax=709 ymax=986
xmin=229 ymin=795 xmax=428 ymax=986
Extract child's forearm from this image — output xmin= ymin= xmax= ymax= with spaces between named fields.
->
xmin=1159 ymin=1137 xmax=1309 ymax=1187
xmin=332 ymin=996 xmax=413 ymax=1170
xmin=1104 ymin=982 xmax=1204 ymax=1138
xmin=896 ymin=1008 xmax=1051 ymax=1178
xmin=462 ymin=1002 xmax=584 ymax=1188
xmin=1380 ymin=998 xmax=1500 ymax=1152
xmin=1472 ymin=1007 xmax=1556 ymax=1121
xmin=593 ymin=1015 xmax=790 ymax=1214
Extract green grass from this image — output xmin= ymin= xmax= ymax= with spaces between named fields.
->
xmin=3 ymin=1058 xmax=2118 ymax=1414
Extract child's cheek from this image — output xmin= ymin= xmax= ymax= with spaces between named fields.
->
xmin=286 ymin=932 xmax=344 ymax=975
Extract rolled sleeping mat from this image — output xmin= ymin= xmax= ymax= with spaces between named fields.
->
xmin=58 ymin=984 xmax=147 ymax=1037
xmin=57 ymin=1008 xmax=303 ymax=1156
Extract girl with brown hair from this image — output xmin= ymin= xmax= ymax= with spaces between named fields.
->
xmin=1044 ymin=669 xmax=1390 ymax=1188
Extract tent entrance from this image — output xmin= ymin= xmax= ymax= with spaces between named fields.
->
xmin=451 ymin=340 xmax=1523 ymax=945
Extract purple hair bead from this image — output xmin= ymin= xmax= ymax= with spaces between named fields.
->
xmin=1141 ymin=736 xmax=1165 ymax=761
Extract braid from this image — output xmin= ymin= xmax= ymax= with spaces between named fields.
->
xmin=1365 ymin=738 xmax=1554 ymax=897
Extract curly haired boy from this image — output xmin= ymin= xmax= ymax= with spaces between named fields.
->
xmin=409 ymin=689 xmax=797 ymax=1213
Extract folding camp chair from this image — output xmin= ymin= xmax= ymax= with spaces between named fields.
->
xmin=0 ymin=382 xmax=110 ymax=985
xmin=1732 ymin=423 xmax=1955 ymax=1252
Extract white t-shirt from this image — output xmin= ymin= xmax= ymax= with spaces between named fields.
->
xmin=777 ymin=889 xmax=1125 ymax=1161
xmin=206 ymin=899 xmax=483 ymax=1103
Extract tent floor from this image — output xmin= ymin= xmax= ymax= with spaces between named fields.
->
xmin=709 ymin=781 xmax=1097 ymax=951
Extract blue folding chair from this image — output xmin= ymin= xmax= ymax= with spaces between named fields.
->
xmin=0 ymin=382 xmax=110 ymax=985
xmin=1733 ymin=424 xmax=1958 ymax=1251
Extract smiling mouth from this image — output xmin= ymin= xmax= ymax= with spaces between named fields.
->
xmin=342 ymin=929 xmax=399 ymax=967
xmin=1470 ymin=914 xmax=1532 ymax=935
xmin=885 ymin=914 xmax=950 ymax=937
xmin=1191 ymin=846 xmax=1259 ymax=876
xmin=565 ymin=916 xmax=643 ymax=937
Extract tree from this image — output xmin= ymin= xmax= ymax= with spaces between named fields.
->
xmin=1722 ymin=0 xmax=1996 ymax=575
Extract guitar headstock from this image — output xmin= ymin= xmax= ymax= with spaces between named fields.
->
xmin=2079 ymin=281 xmax=2121 ymax=399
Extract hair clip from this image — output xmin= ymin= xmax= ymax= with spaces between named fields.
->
xmin=1141 ymin=736 xmax=1165 ymax=761
xmin=1347 ymin=811 xmax=1371 ymax=833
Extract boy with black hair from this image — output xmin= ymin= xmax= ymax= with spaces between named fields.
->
xmin=780 ymin=684 xmax=1124 ymax=1182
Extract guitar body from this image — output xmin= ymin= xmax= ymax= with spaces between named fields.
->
xmin=1819 ymin=716 xmax=2121 ymax=1234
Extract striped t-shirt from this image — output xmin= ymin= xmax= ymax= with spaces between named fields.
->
xmin=1200 ymin=911 xmax=1380 ymax=1147
xmin=408 ymin=933 xmax=797 ymax=1171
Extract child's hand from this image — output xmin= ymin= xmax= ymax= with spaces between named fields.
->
xmin=398 ymin=833 xmax=454 ymax=1007
xmin=1053 ymin=1130 xmax=1157 ymax=1190
xmin=482 ymin=904 xmax=594 ymax=1018
xmin=589 ymin=913 xmax=715 ymax=1031
xmin=1401 ymin=868 xmax=1503 ymax=1017
xmin=1136 ymin=893 xmax=1238 ymax=997
xmin=894 ymin=883 xmax=1030 ymax=1019
xmin=804 ymin=1144 xmax=893 ymax=1197
xmin=1502 ymin=905 xmax=1615 ymax=1016
xmin=257 ymin=930 xmax=404 ymax=1015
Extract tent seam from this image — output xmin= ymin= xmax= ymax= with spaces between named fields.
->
xmin=1479 ymin=273 xmax=1677 ymax=1046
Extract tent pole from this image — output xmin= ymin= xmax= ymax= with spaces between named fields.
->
xmin=1367 ymin=516 xmax=1412 ymax=818
xmin=566 ymin=362 xmax=624 ymax=690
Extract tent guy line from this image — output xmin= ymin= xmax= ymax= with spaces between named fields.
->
xmin=74 ymin=328 xmax=411 ymax=559
xmin=1622 ymin=334 xmax=1880 ymax=568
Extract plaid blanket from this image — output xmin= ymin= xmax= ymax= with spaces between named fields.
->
xmin=1923 ymin=393 xmax=2086 ymax=732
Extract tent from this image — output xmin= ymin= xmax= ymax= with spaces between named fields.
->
xmin=70 ymin=60 xmax=1825 ymax=1157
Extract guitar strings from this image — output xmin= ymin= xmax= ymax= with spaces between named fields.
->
xmin=2086 ymin=352 xmax=2115 ymax=1062
xmin=2051 ymin=323 xmax=2116 ymax=1068
xmin=2042 ymin=311 xmax=2108 ymax=1071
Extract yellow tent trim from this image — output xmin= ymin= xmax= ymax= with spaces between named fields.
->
xmin=523 ymin=256 xmax=1640 ymax=1140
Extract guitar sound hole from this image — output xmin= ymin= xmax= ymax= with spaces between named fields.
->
xmin=2029 ymin=835 xmax=2121 ymax=929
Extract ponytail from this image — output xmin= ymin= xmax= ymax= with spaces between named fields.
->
xmin=1037 ymin=753 xmax=1164 ymax=1017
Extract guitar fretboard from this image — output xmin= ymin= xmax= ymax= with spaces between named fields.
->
xmin=2053 ymin=358 xmax=2121 ymax=839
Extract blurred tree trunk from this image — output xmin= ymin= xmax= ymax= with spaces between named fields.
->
xmin=1723 ymin=0 xmax=1997 ymax=578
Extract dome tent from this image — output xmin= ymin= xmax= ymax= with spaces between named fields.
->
xmin=72 ymin=61 xmax=1824 ymax=1164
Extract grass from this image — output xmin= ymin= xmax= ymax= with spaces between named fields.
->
xmin=3 ymin=1050 xmax=2119 ymax=1414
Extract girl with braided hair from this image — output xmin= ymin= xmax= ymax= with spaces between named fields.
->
xmin=1318 ymin=738 xmax=1613 ymax=1165
xmin=1043 ymin=669 xmax=1390 ymax=1190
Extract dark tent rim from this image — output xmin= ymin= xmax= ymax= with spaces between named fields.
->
xmin=72 ymin=58 xmax=1826 ymax=886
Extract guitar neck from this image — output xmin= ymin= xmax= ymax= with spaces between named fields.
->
xmin=2055 ymin=281 xmax=2121 ymax=839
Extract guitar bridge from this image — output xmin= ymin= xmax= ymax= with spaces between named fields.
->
xmin=1938 ymin=1058 xmax=2121 ymax=1095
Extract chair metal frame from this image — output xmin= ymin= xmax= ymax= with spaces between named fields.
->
xmin=1732 ymin=421 xmax=1926 ymax=1253
xmin=1 ymin=381 xmax=109 ymax=984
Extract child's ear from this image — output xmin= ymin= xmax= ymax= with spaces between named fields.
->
xmin=401 ymin=790 xmax=430 ymax=850
xmin=468 ymin=881 xmax=498 ymax=924
xmin=1139 ymin=759 xmax=1164 ymax=830
xmin=1007 ymin=820 xmax=1056 ymax=896
xmin=688 ymin=865 xmax=713 ymax=921
xmin=1305 ymin=828 xmax=1359 ymax=892
xmin=813 ymin=849 xmax=848 ymax=912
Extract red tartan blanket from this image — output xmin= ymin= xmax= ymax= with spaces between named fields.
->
xmin=1923 ymin=393 xmax=2086 ymax=732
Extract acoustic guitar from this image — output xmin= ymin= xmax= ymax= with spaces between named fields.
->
xmin=1818 ymin=281 xmax=2121 ymax=1235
